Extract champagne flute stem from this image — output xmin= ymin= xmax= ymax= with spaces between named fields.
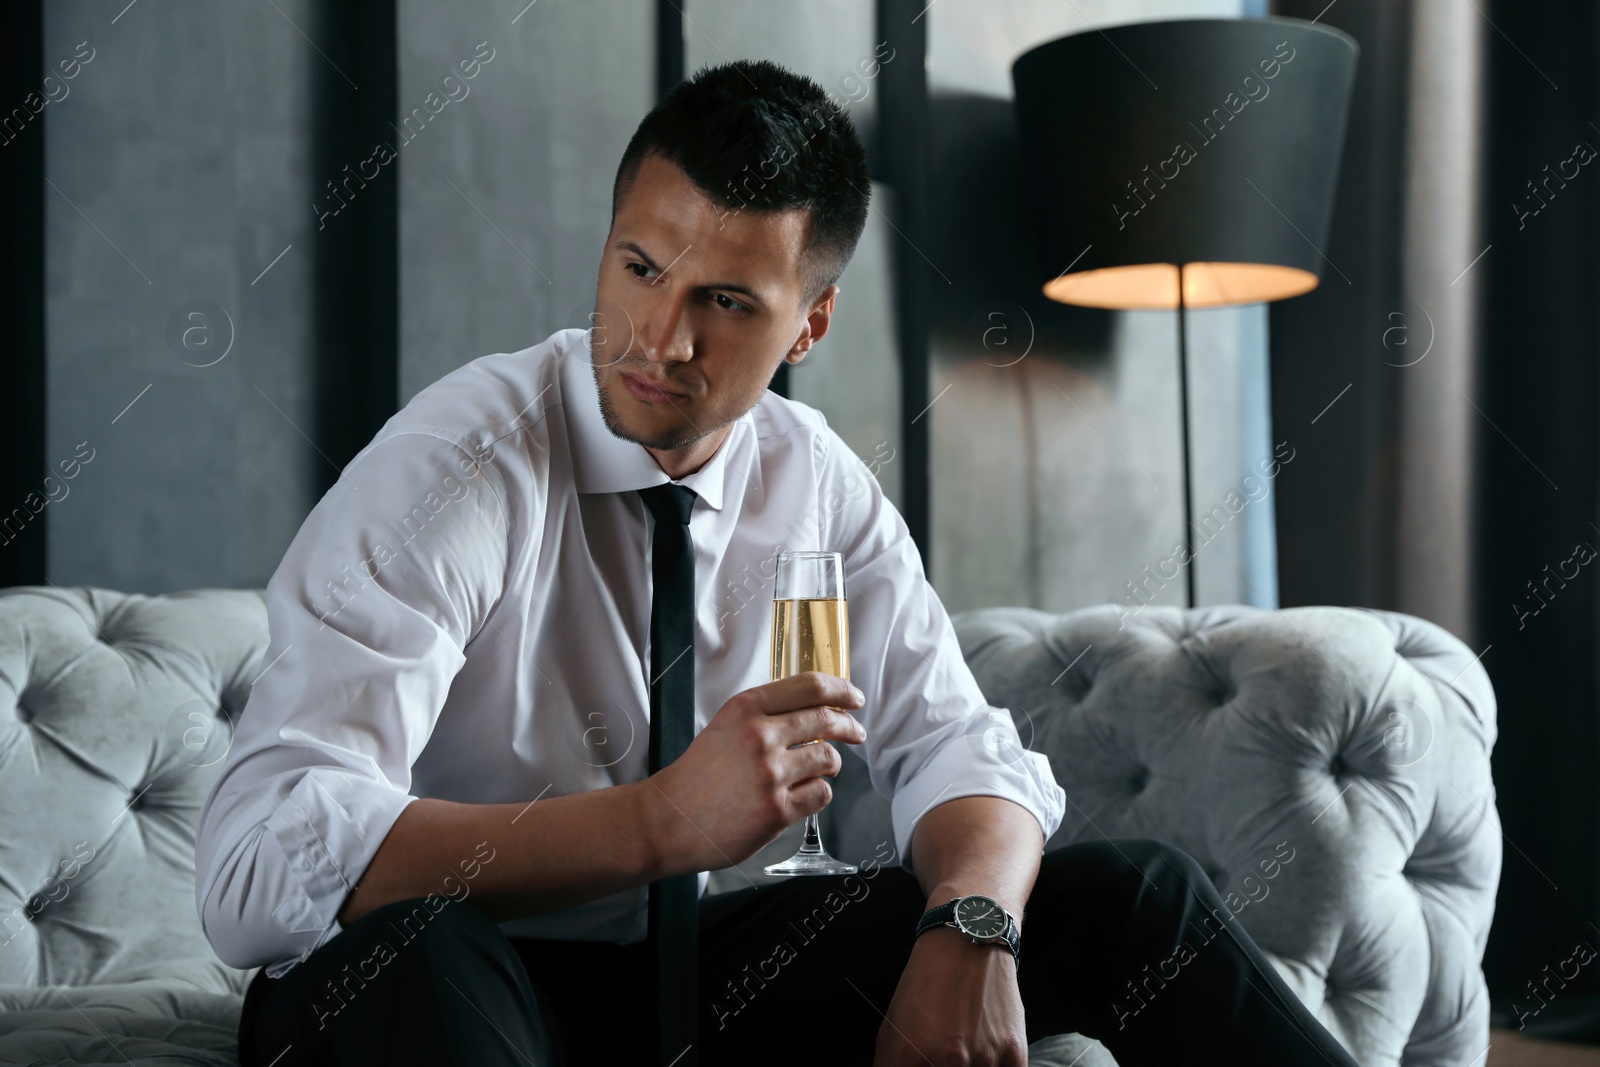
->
xmin=797 ymin=813 xmax=827 ymax=855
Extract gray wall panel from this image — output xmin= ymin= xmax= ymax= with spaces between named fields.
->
xmin=45 ymin=0 xmax=320 ymax=592
xmin=398 ymin=0 xmax=655 ymax=402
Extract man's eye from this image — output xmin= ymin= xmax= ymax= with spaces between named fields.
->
xmin=711 ymin=293 xmax=748 ymax=312
xmin=626 ymin=261 xmax=655 ymax=280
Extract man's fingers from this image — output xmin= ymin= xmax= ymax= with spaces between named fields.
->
xmin=750 ymin=670 xmax=863 ymax=718
xmin=777 ymin=738 xmax=842 ymax=784
xmin=787 ymin=774 xmax=833 ymax=817
xmin=732 ymin=671 xmax=866 ymax=749
xmin=774 ymin=704 xmax=866 ymax=748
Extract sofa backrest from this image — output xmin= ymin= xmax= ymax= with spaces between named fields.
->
xmin=0 ymin=587 xmax=266 ymax=993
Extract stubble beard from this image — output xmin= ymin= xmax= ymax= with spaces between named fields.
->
xmin=590 ymin=354 xmax=721 ymax=453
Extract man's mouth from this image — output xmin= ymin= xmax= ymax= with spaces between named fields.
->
xmin=620 ymin=371 xmax=688 ymax=405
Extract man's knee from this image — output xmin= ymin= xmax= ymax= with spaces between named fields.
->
xmin=328 ymin=895 xmax=516 ymax=991
xmin=1098 ymin=839 xmax=1242 ymax=944
xmin=243 ymin=896 xmax=553 ymax=1067
xmin=357 ymin=895 xmax=507 ymax=961
xmin=1122 ymin=838 xmax=1209 ymax=886
xmin=1035 ymin=838 xmax=1211 ymax=913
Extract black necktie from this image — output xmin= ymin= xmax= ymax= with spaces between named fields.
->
xmin=638 ymin=483 xmax=700 ymax=1067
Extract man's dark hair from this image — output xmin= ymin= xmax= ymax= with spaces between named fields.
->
xmin=610 ymin=59 xmax=871 ymax=306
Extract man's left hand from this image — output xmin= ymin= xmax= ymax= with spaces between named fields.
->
xmin=873 ymin=925 xmax=1028 ymax=1066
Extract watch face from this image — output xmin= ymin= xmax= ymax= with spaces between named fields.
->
xmin=954 ymin=896 xmax=1007 ymax=939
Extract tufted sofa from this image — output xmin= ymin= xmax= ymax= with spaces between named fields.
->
xmin=832 ymin=603 xmax=1502 ymax=1066
xmin=0 ymin=587 xmax=1499 ymax=1066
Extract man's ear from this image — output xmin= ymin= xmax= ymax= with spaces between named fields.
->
xmin=788 ymin=284 xmax=840 ymax=365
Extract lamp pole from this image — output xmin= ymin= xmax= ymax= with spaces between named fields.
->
xmin=1176 ymin=262 xmax=1196 ymax=609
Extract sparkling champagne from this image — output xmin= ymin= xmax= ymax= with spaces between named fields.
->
xmin=770 ymin=596 xmax=850 ymax=687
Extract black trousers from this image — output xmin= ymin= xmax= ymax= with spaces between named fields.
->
xmin=237 ymin=838 xmax=1360 ymax=1067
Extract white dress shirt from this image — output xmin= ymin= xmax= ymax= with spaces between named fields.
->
xmin=194 ymin=327 xmax=1065 ymax=976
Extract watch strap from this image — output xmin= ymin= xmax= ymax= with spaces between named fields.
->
xmin=914 ymin=900 xmax=958 ymax=934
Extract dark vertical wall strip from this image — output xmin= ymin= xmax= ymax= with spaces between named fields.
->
xmin=311 ymin=0 xmax=399 ymax=496
xmin=655 ymin=0 xmax=685 ymax=103
xmin=875 ymin=0 xmax=929 ymax=564
xmin=0 ymin=2 xmax=47 ymax=586
xmin=1475 ymin=0 xmax=1600 ymax=1030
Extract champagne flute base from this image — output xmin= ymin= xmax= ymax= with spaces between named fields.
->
xmin=763 ymin=852 xmax=858 ymax=876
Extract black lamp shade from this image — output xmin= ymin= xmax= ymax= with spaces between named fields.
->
xmin=1012 ymin=17 xmax=1358 ymax=309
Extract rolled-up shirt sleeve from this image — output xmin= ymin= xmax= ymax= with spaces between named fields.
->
xmin=195 ymin=429 xmax=510 ymax=973
xmin=817 ymin=425 xmax=1066 ymax=876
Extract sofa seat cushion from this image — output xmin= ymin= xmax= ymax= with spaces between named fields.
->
xmin=0 ymin=979 xmax=243 ymax=1066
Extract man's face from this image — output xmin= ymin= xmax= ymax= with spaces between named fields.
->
xmin=590 ymin=152 xmax=836 ymax=463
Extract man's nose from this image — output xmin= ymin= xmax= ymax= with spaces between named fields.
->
xmin=641 ymin=283 xmax=694 ymax=365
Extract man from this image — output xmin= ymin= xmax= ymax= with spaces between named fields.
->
xmin=196 ymin=59 xmax=1361 ymax=1067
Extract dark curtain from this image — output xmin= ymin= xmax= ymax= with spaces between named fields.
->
xmin=1270 ymin=0 xmax=1600 ymax=1037
xmin=1475 ymin=0 xmax=1600 ymax=1037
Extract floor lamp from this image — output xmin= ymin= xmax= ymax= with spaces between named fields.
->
xmin=1012 ymin=17 xmax=1358 ymax=608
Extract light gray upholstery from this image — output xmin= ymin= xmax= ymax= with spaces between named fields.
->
xmin=0 ymin=589 xmax=1499 ymax=1066
xmin=0 ymin=587 xmax=265 ymax=1066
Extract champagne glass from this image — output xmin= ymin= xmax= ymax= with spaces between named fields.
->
xmin=763 ymin=551 xmax=859 ymax=876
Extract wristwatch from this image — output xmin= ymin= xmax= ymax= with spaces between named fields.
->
xmin=914 ymin=894 xmax=1021 ymax=965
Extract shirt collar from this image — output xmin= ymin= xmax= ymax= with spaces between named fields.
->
xmin=557 ymin=329 xmax=746 ymax=512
